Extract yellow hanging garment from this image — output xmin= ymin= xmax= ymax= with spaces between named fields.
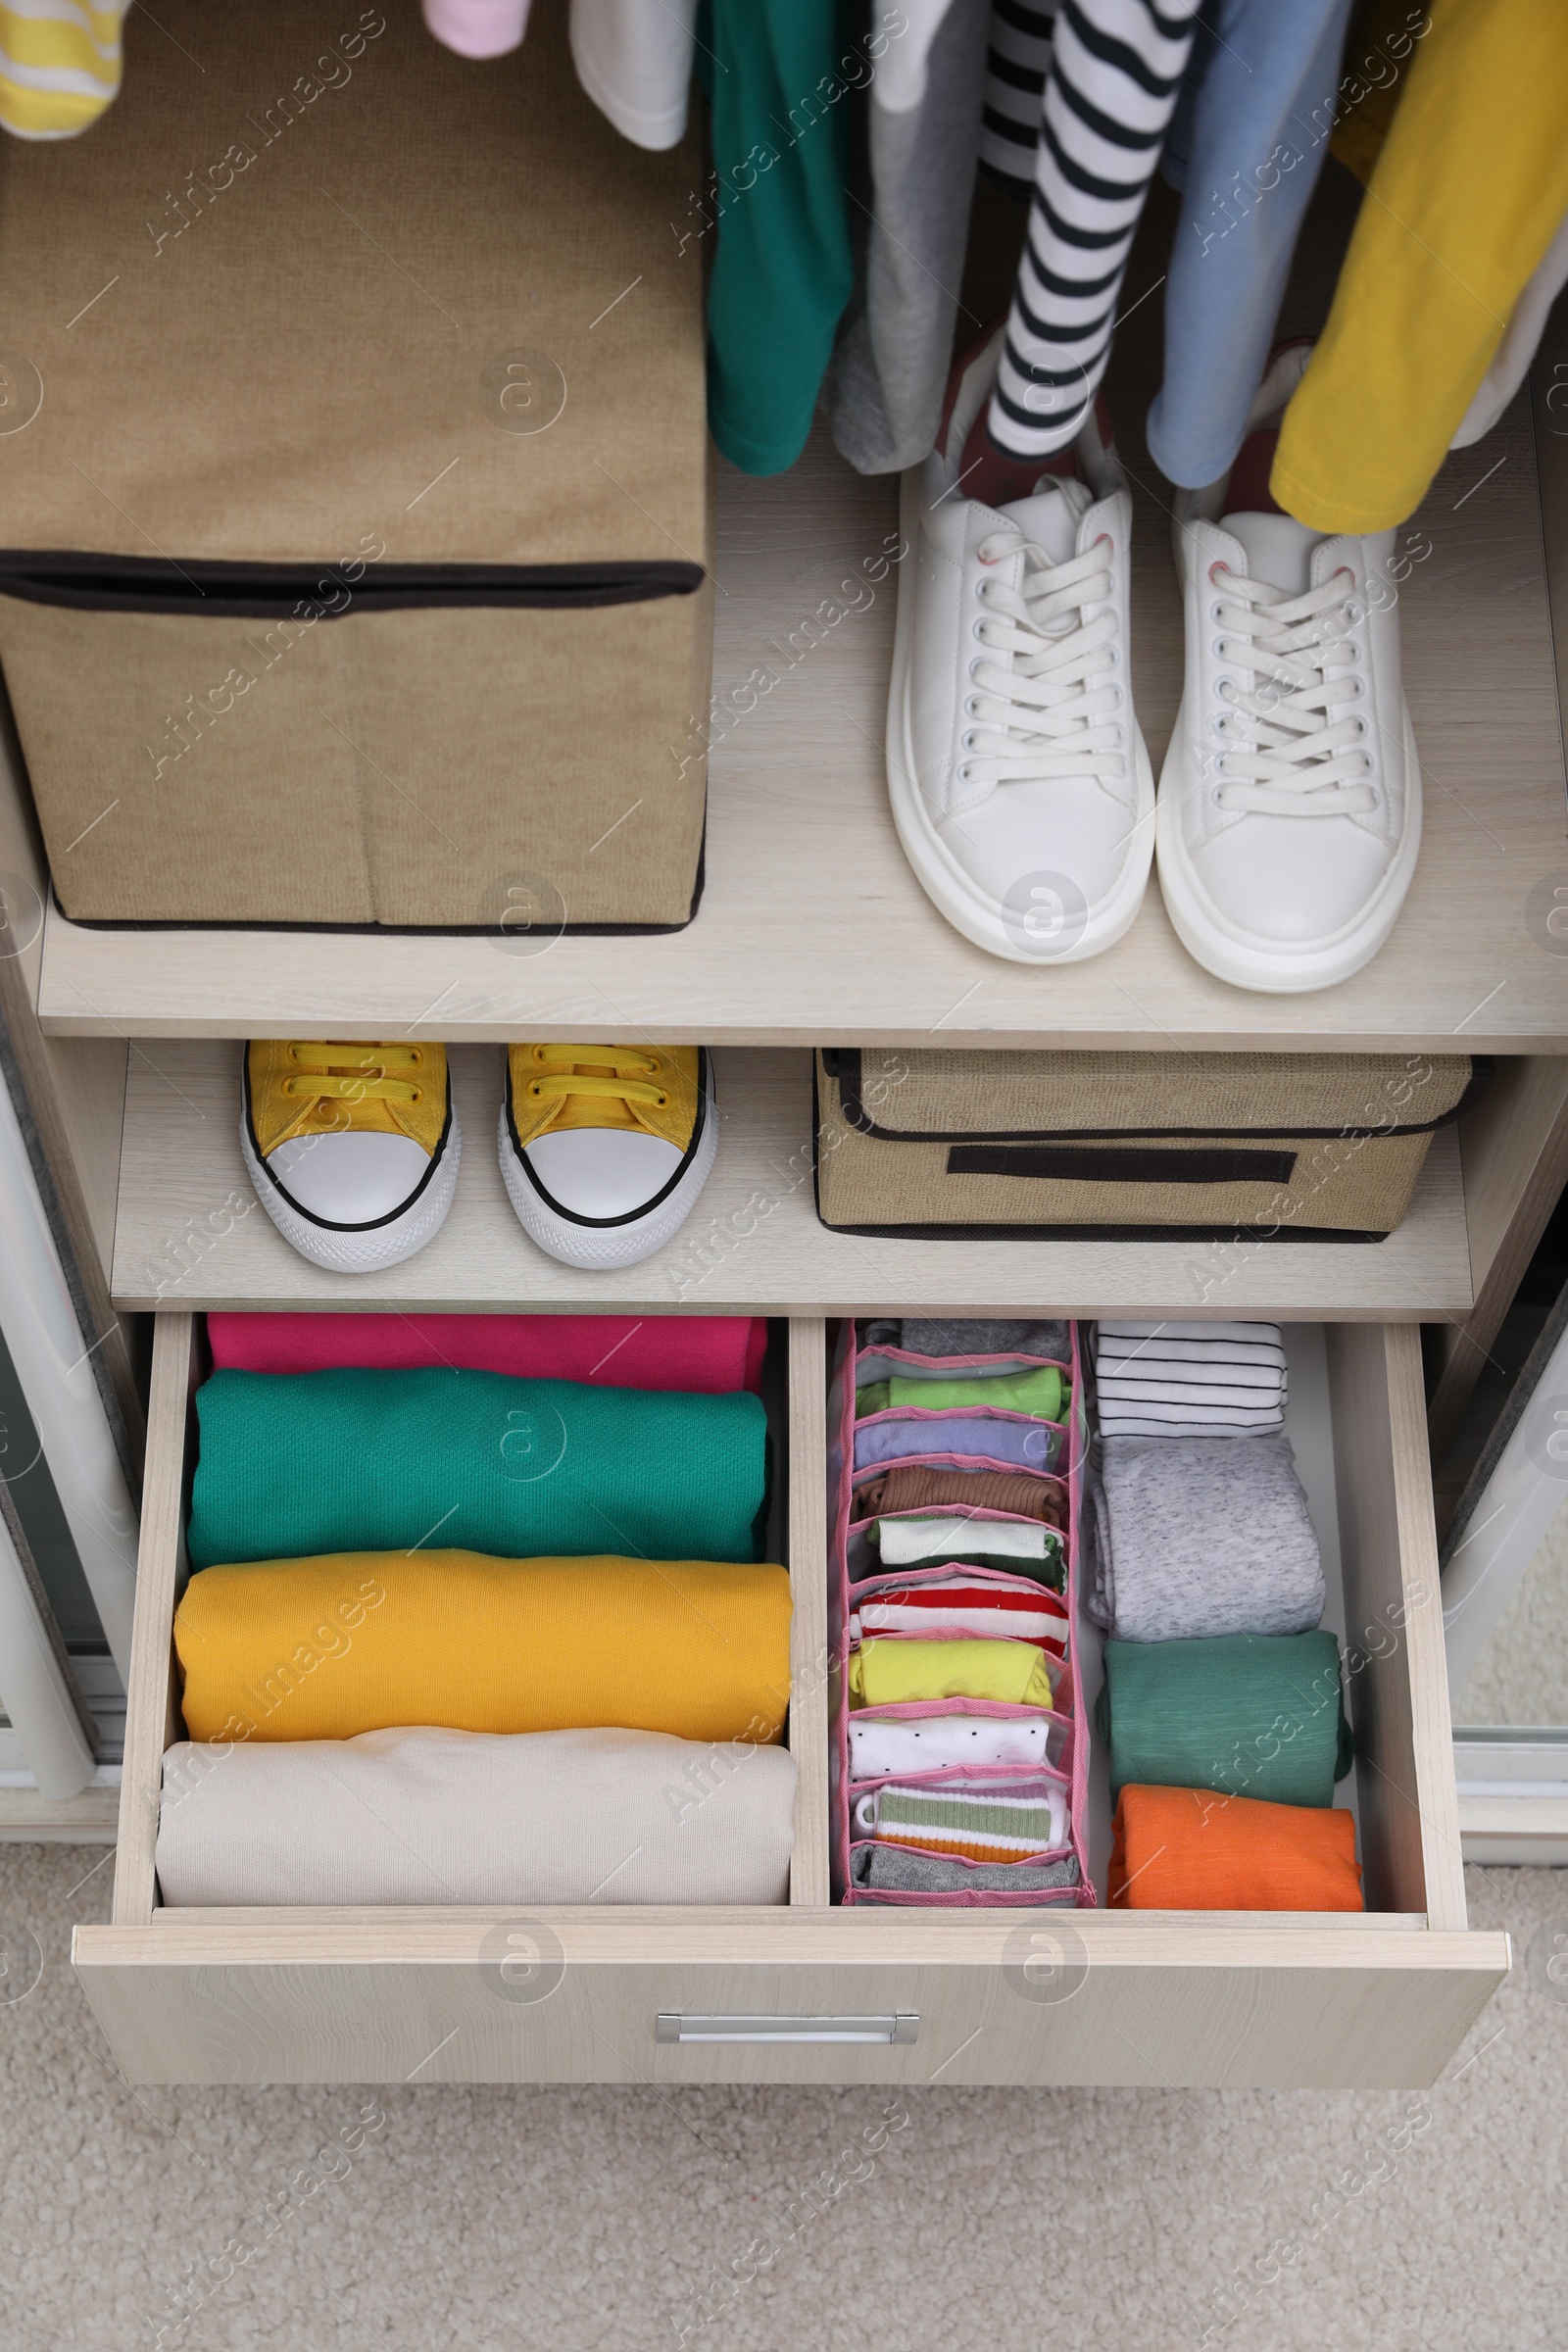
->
xmin=0 ymin=0 xmax=127 ymax=141
xmin=1272 ymin=0 xmax=1568 ymax=533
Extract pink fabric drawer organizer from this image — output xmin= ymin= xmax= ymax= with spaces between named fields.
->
xmin=828 ymin=1325 xmax=1094 ymax=1907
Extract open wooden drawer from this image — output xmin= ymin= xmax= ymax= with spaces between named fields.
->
xmin=73 ymin=1311 xmax=1507 ymax=2087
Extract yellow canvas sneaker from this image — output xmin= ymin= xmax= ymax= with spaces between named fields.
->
xmin=500 ymin=1044 xmax=717 ymax=1267
xmin=242 ymin=1041 xmax=461 ymax=1272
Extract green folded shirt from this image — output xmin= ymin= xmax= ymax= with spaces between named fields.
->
xmin=1095 ymin=1631 xmax=1354 ymax=1807
xmin=186 ymin=1367 xmax=768 ymax=1568
xmin=856 ymin=1366 xmax=1067 ymax=1422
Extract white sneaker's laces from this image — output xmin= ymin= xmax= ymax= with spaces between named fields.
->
xmin=1208 ymin=564 xmax=1377 ymax=817
xmin=957 ymin=529 xmax=1126 ymax=794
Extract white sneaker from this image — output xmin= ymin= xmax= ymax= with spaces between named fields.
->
xmin=886 ymin=323 xmax=1153 ymax=964
xmin=1156 ymin=342 xmax=1422 ymax=995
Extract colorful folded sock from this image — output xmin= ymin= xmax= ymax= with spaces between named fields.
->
xmin=874 ymin=1514 xmax=1066 ymax=1588
xmin=850 ymin=1843 xmax=1081 ymax=1893
xmin=187 ymin=1367 xmax=767 ymax=1568
xmin=854 ymin=1465 xmax=1067 ymax=1526
xmin=158 ymin=1725 xmax=797 ymax=1907
xmin=853 ymin=1415 xmax=1065 ymax=1476
xmin=853 ymin=1775 xmax=1068 ymax=1861
xmin=174 ymin=1549 xmax=792 ymax=1745
xmin=847 ymin=1711 xmax=1060 ymax=1778
xmin=862 ymin=1319 xmax=1070 ymax=1360
xmin=207 ymin=1312 xmax=767 ymax=1394
xmin=852 ymin=1578 xmax=1068 ymax=1649
xmin=1096 ymin=1630 xmax=1354 ymax=1806
xmin=1109 ymin=1785 xmax=1363 ymax=1911
xmin=857 ymin=1365 xmax=1065 ymax=1421
xmin=849 ymin=1638 xmax=1055 ymax=1710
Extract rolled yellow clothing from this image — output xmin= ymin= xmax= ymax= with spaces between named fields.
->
xmin=174 ymin=1551 xmax=793 ymax=1745
xmin=848 ymin=1638 xmax=1055 ymax=1711
xmin=1272 ymin=0 xmax=1568 ymax=532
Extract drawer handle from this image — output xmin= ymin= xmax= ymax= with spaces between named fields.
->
xmin=656 ymin=2013 xmax=919 ymax=2046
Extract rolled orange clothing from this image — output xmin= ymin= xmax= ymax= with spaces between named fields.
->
xmin=1109 ymin=1785 xmax=1362 ymax=1911
xmin=174 ymin=1550 xmax=792 ymax=1745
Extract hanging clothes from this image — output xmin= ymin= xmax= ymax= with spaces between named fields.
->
xmin=1271 ymin=0 xmax=1568 ymax=531
xmin=0 ymin=0 xmax=126 ymax=139
xmin=825 ymin=0 xmax=991 ymax=476
xmin=984 ymin=0 xmax=1203 ymax=465
xmin=699 ymin=0 xmax=857 ymax=475
xmin=1146 ymin=0 xmax=1355 ymax=489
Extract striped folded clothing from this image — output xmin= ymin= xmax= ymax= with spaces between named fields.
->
xmin=848 ymin=1711 xmax=1061 ymax=1779
xmin=870 ymin=1514 xmax=1066 ymax=1589
xmin=853 ymin=1776 xmax=1068 ymax=1863
xmin=852 ymin=1577 xmax=1068 ymax=1652
xmin=853 ymin=1465 xmax=1067 ymax=1527
xmin=855 ymin=1365 xmax=1066 ymax=1422
xmin=850 ymin=1843 xmax=1081 ymax=1894
xmin=848 ymin=1637 xmax=1056 ymax=1710
xmin=1094 ymin=1320 xmax=1288 ymax=1437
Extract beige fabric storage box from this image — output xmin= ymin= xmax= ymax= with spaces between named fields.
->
xmin=815 ymin=1049 xmax=1485 ymax=1241
xmin=0 ymin=0 xmax=710 ymax=931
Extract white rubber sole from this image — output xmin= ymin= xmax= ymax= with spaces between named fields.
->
xmin=241 ymin=1113 xmax=462 ymax=1272
xmin=1154 ymin=701 xmax=1424 ymax=995
xmin=498 ymin=1062 xmax=719 ymax=1269
xmin=885 ymin=470 xmax=1156 ymax=967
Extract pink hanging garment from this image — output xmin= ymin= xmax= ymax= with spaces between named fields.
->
xmin=422 ymin=0 xmax=530 ymax=60
xmin=206 ymin=1312 xmax=768 ymax=1394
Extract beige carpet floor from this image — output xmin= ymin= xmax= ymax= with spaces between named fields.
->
xmin=0 ymin=1848 xmax=1563 ymax=2352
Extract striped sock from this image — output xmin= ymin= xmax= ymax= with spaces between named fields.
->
xmin=0 ymin=0 xmax=127 ymax=141
xmin=986 ymin=0 xmax=1201 ymax=462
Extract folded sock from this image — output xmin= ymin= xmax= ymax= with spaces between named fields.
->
xmin=174 ymin=1549 xmax=793 ymax=1745
xmin=850 ymin=1843 xmax=1081 ymax=1893
xmin=1095 ymin=1319 xmax=1287 ymax=1436
xmin=849 ymin=1638 xmax=1056 ymax=1710
xmin=187 ymin=1367 xmax=767 ymax=1568
xmin=847 ymin=1711 xmax=1060 ymax=1778
xmin=1096 ymin=1630 xmax=1353 ymax=1806
xmin=158 ymin=1725 xmax=797 ymax=1907
xmin=863 ymin=1318 xmax=1071 ymax=1360
xmin=857 ymin=1365 xmax=1065 ymax=1421
xmin=854 ymin=1465 xmax=1067 ymax=1526
xmin=853 ymin=1775 xmax=1067 ymax=1861
xmin=853 ymin=1578 xmax=1068 ymax=1649
xmin=853 ymin=1415 xmax=1065 ymax=1476
xmin=1109 ymin=1785 xmax=1362 ymax=1911
xmin=875 ymin=1514 xmax=1063 ymax=1575
xmin=1087 ymin=1434 xmax=1324 ymax=1642
xmin=207 ymin=1311 xmax=767 ymax=1394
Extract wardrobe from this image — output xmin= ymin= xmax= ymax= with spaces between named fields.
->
xmin=1 ymin=0 xmax=1566 ymax=2091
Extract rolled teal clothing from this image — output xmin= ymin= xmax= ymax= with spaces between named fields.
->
xmin=1147 ymin=0 xmax=1355 ymax=486
xmin=186 ymin=1369 xmax=767 ymax=1568
xmin=698 ymin=0 xmax=855 ymax=474
xmin=1095 ymin=1630 xmax=1354 ymax=1806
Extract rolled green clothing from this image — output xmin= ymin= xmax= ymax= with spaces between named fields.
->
xmin=1095 ymin=1631 xmax=1354 ymax=1807
xmin=187 ymin=1368 xmax=768 ymax=1569
xmin=856 ymin=1365 xmax=1066 ymax=1422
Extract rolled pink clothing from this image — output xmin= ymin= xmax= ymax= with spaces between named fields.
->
xmin=206 ymin=1312 xmax=768 ymax=1394
xmin=423 ymin=0 xmax=530 ymax=58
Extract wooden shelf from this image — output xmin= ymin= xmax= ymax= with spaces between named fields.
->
xmin=110 ymin=1041 xmax=1472 ymax=1317
xmin=37 ymin=382 xmax=1568 ymax=1052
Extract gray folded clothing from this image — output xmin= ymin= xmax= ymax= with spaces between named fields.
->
xmin=850 ymin=1843 xmax=1082 ymax=1893
xmin=1087 ymin=1434 xmax=1325 ymax=1643
xmin=862 ymin=1318 xmax=1071 ymax=1361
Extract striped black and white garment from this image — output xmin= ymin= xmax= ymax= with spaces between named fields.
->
xmin=986 ymin=0 xmax=1202 ymax=462
xmin=979 ymin=0 xmax=1058 ymax=200
xmin=1093 ymin=1320 xmax=1288 ymax=1438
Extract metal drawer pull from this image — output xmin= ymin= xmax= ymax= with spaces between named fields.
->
xmin=656 ymin=2012 xmax=919 ymax=2046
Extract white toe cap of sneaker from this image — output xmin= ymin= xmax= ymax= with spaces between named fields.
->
xmin=1190 ymin=813 xmax=1398 ymax=946
xmin=268 ymin=1130 xmax=435 ymax=1221
xmin=522 ymin=1128 xmax=685 ymax=1219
